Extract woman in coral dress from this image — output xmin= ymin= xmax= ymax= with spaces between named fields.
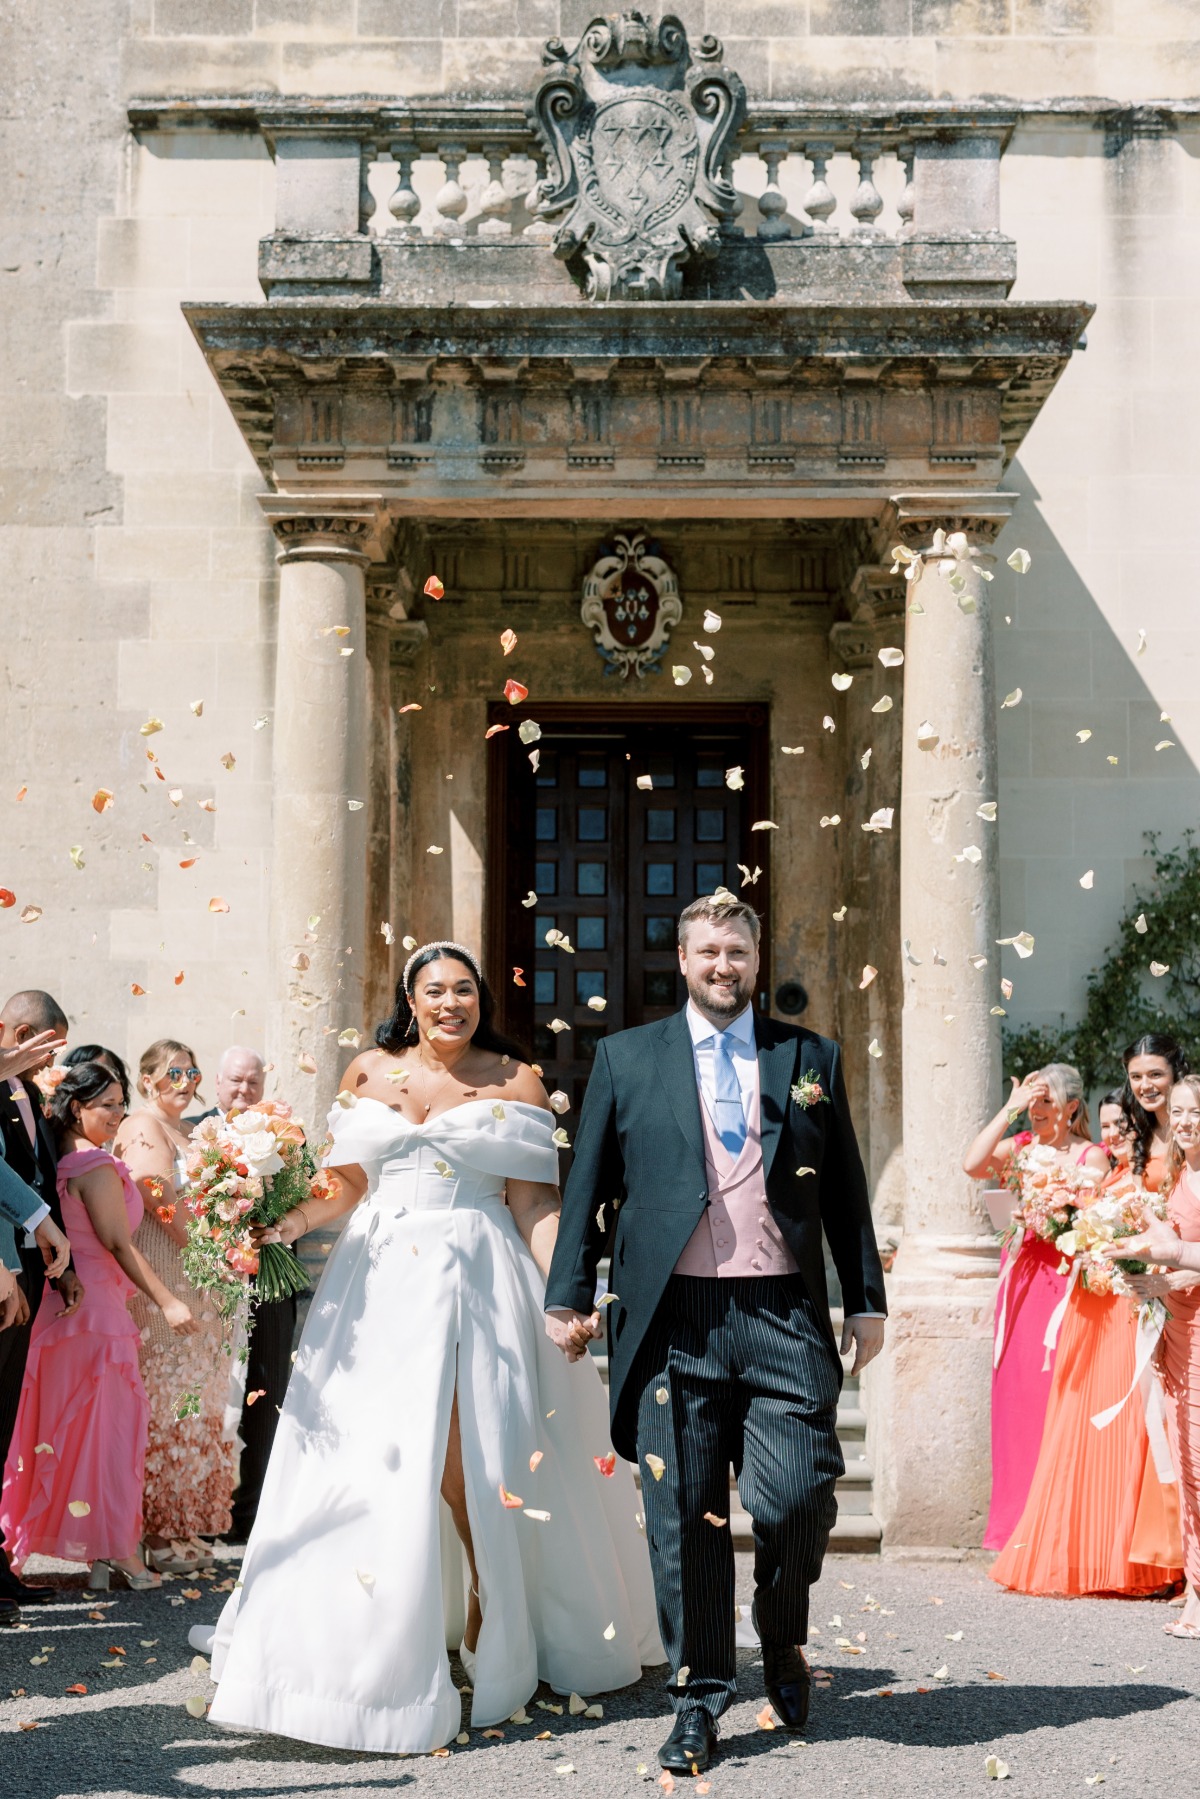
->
xmin=1111 ymin=1076 xmax=1200 ymax=1636
xmin=965 ymin=1064 xmax=1109 ymax=1551
xmin=0 ymin=1061 xmax=198 ymax=1589
xmin=114 ymin=1039 xmax=235 ymax=1571
xmin=989 ymin=1091 xmax=1183 ymax=1598
xmin=1122 ymin=1034 xmax=1190 ymax=1195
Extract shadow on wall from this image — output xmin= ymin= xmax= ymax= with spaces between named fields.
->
xmin=993 ymin=455 xmax=1198 ymax=1041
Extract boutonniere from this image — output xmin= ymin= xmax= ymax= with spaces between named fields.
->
xmin=791 ymin=1073 xmax=829 ymax=1110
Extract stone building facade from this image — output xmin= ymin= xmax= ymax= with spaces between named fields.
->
xmin=3 ymin=2 xmax=1199 ymax=1552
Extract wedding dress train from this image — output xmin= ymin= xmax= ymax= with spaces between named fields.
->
xmin=209 ymin=1097 xmax=663 ymax=1754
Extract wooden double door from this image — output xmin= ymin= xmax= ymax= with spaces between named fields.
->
xmin=487 ymin=705 xmax=769 ymax=1111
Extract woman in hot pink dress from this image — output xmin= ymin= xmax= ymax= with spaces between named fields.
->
xmin=0 ymin=1062 xmax=197 ymax=1589
xmin=963 ymin=1064 xmax=1108 ymax=1551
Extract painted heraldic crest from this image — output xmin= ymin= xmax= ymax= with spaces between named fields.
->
xmin=530 ymin=10 xmax=747 ymax=302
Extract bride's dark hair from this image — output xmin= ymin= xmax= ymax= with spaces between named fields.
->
xmin=374 ymin=947 xmax=527 ymax=1061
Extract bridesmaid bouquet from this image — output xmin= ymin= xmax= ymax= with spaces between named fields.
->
xmin=1063 ymin=1177 xmax=1170 ymax=1299
xmin=1001 ymin=1138 xmax=1089 ymax=1251
xmin=181 ymin=1102 xmax=332 ymax=1316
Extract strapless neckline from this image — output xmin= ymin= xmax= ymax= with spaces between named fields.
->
xmin=346 ymin=1095 xmax=552 ymax=1132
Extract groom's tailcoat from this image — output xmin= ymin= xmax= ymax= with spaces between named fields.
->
xmin=546 ymin=1007 xmax=887 ymax=1462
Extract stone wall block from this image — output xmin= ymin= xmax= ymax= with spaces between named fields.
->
xmin=153 ymin=0 xmax=254 ymax=34
xmin=65 ymin=322 xmax=180 ymax=397
xmin=767 ymin=35 xmax=937 ymax=98
xmin=121 ymin=37 xmax=282 ymax=97
xmin=97 ymin=217 xmax=192 ymax=289
xmin=252 ymin=0 xmax=357 ymax=35
xmin=278 ymin=38 xmax=443 ymax=96
xmin=98 ymin=525 xmax=212 ymax=584
xmin=273 ymin=136 xmax=361 ymax=236
xmin=106 ymin=395 xmax=215 ymax=473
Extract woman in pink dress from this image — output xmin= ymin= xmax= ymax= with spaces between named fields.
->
xmin=964 ymin=1064 xmax=1108 ymax=1551
xmin=0 ymin=1061 xmax=198 ymax=1590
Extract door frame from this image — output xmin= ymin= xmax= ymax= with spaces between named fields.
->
xmin=484 ymin=700 xmax=772 ymax=1041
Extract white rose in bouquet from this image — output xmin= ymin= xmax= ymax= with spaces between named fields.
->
xmin=231 ymin=1126 xmax=284 ymax=1179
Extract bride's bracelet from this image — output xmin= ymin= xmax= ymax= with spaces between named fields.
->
xmin=292 ymin=1205 xmax=311 ymax=1240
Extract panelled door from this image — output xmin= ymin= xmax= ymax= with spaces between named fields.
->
xmin=488 ymin=706 xmax=769 ymax=1111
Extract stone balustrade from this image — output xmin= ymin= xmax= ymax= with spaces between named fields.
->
xmin=129 ymin=97 xmax=1014 ymax=250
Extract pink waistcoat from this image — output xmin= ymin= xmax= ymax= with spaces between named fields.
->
xmin=673 ymin=1075 xmax=800 ymax=1278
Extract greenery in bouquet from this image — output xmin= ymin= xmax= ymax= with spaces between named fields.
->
xmin=181 ymin=1101 xmax=329 ymax=1321
xmin=1067 ymin=1179 xmax=1169 ymax=1297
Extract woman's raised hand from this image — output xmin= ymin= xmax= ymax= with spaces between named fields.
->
xmin=1008 ymin=1071 xmax=1048 ymax=1114
xmin=1100 ymin=1212 xmax=1182 ymax=1269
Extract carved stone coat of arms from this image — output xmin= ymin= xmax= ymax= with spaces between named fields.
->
xmin=581 ymin=531 xmax=682 ymax=678
xmin=530 ymin=10 xmax=746 ymax=301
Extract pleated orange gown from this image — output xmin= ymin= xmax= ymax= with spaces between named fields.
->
xmin=990 ymin=1278 xmax=1183 ymax=1597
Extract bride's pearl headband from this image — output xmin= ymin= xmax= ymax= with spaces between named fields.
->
xmin=402 ymin=941 xmax=483 ymax=995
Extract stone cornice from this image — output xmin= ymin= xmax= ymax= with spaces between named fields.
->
xmin=126 ymin=95 xmax=1200 ymax=140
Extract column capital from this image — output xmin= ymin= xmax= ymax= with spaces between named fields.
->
xmin=828 ymin=620 xmax=877 ymax=670
xmin=875 ymin=489 xmax=1018 ymax=560
xmin=847 ymin=562 xmax=907 ymax=624
xmin=259 ymin=494 xmax=382 ymax=567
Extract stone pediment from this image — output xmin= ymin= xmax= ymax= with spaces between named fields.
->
xmin=529 ymin=10 xmax=745 ymax=301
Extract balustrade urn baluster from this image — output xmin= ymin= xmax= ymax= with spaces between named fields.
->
xmin=477 ymin=146 xmax=514 ymax=238
xmin=850 ymin=142 xmax=885 ymax=234
xmin=802 ymin=145 xmax=837 ymax=232
xmin=755 ymin=140 xmax=792 ymax=241
xmin=359 ymin=142 xmax=377 ymax=235
xmin=387 ymin=146 xmax=421 ymax=235
xmin=433 ymin=144 xmax=469 ymax=237
xmin=897 ymin=144 xmax=915 ymax=233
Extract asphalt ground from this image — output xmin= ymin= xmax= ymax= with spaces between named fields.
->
xmin=0 ymin=1551 xmax=1196 ymax=1799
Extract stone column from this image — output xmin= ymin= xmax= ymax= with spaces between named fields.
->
xmin=868 ymin=492 xmax=1015 ymax=1552
xmin=260 ymin=501 xmax=376 ymax=1130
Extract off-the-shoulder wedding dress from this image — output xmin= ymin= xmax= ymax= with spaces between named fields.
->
xmin=209 ymin=1096 xmax=663 ymax=1754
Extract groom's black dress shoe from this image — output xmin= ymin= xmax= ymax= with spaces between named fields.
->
xmin=659 ymin=1709 xmax=718 ymax=1775
xmin=761 ymin=1641 xmax=811 ymax=1732
xmin=0 ymin=1566 xmax=54 ymax=1605
xmin=0 ymin=1597 xmax=19 ymax=1628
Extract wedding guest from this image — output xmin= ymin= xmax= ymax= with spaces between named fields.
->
xmin=0 ymin=991 xmax=82 ymax=1609
xmin=115 ymin=1040 xmax=235 ymax=1572
xmin=1098 ymin=1088 xmax=1132 ymax=1164
xmin=1123 ymin=1035 xmax=1190 ymax=1190
xmin=965 ymin=1065 xmax=1108 ymax=1552
xmin=989 ymin=1076 xmax=1182 ymax=1597
xmin=1 ymin=1064 xmax=199 ymax=1591
xmin=190 ymin=1046 xmax=298 ymax=1542
xmin=1111 ymin=1075 xmax=1200 ymax=1637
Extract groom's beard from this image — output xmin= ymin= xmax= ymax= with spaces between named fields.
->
xmin=684 ymin=972 xmax=754 ymax=1025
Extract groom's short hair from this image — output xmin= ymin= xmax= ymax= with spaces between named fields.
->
xmin=677 ymin=893 xmax=761 ymax=949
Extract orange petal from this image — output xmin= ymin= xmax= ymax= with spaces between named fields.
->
xmin=65 ymin=1684 xmax=88 ymax=1695
xmin=593 ymin=1452 xmax=617 ymax=1478
xmin=756 ymin=1703 xmax=777 ymax=1730
xmin=423 ymin=575 xmax=444 ymax=600
xmin=174 ymin=971 xmax=185 ymax=985
xmin=14 ymin=785 xmax=27 ymax=802
xmin=484 ymin=723 xmax=509 ymax=739
xmin=500 ymin=628 xmax=518 ymax=656
xmin=130 ymin=983 xmax=146 ymax=996
xmin=512 ymin=968 xmax=526 ymax=987
xmin=499 ymin=1482 xmax=524 ymax=1509
xmin=179 ymin=858 xmax=197 ymax=870
xmin=91 ymin=788 xmax=114 ymax=813
xmin=208 ymin=897 xmax=230 ymax=913
xmin=245 ymin=1389 xmax=266 ymax=1406
xmin=397 ymin=702 xmax=422 ymax=714
xmin=0 ymin=889 xmax=14 ymax=909
xmin=503 ymin=679 xmax=529 ymax=706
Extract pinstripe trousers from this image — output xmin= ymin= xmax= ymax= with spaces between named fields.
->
xmin=634 ymin=1274 xmax=843 ymax=1719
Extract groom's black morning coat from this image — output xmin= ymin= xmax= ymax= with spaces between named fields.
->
xmin=545 ymin=1007 xmax=887 ymax=1461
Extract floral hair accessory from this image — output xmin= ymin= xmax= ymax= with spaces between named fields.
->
xmin=791 ymin=1073 xmax=829 ymax=1110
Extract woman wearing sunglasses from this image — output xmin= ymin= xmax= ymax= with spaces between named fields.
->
xmin=115 ymin=1039 xmax=236 ymax=1575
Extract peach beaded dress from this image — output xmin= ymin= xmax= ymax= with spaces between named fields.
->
xmin=990 ymin=1172 xmax=1183 ymax=1597
xmin=1159 ymin=1170 xmax=1200 ymax=1591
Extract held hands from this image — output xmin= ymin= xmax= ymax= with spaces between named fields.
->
xmin=34 ymin=1216 xmax=70 ymax=1281
xmin=546 ymin=1307 xmax=603 ymax=1362
xmin=840 ymin=1314 xmax=885 ymax=1376
xmin=161 ymin=1296 xmax=200 ymax=1337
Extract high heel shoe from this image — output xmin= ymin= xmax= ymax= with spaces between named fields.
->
xmin=459 ymin=1584 xmax=481 ymax=1681
xmin=142 ymin=1537 xmax=201 ymax=1575
xmin=88 ymin=1560 xmax=161 ymax=1592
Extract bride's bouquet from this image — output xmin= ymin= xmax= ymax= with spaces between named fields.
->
xmin=180 ymin=1102 xmax=332 ymax=1317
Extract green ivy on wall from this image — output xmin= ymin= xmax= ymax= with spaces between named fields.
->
xmin=1002 ymin=832 xmax=1200 ymax=1091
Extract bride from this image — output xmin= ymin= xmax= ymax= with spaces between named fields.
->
xmin=208 ymin=941 xmax=663 ymax=1754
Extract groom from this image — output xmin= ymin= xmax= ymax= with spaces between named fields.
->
xmin=545 ymin=893 xmax=886 ymax=1774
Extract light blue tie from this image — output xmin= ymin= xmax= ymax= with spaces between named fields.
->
xmin=710 ymin=1030 xmax=747 ymax=1158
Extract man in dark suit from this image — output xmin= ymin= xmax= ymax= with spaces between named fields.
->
xmin=189 ymin=1046 xmax=300 ymax=1543
xmin=0 ymin=990 xmax=82 ymax=1606
xmin=545 ymin=895 xmax=887 ymax=1775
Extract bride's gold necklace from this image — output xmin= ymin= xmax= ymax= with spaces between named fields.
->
xmin=412 ymin=1052 xmax=475 ymax=1117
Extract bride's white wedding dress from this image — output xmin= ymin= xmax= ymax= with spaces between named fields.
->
xmin=209 ymin=1096 xmax=663 ymax=1754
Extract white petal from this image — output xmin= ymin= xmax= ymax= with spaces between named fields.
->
xmin=1000 ymin=688 xmax=1022 ymax=709
xmin=702 ymin=609 xmax=722 ymax=632
xmin=871 ymin=695 xmax=894 ymax=714
xmin=976 ymin=802 xmax=998 ymax=821
xmin=878 ymin=647 xmax=904 ymax=667
xmin=832 ymin=672 xmax=853 ymax=691
xmin=671 ymin=666 xmax=692 ymax=686
xmin=916 ymin=720 xmax=940 ymax=751
xmin=1006 ymin=548 xmax=1031 ymax=574
xmin=1076 ymin=729 xmax=1092 ymax=742
xmin=1150 ymin=961 xmax=1169 ymax=978
xmin=1079 ymin=869 xmax=1094 ymax=889
xmin=1134 ymin=913 xmax=1148 ymax=934
xmin=867 ymin=1039 xmax=883 ymax=1059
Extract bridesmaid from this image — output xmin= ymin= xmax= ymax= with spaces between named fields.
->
xmin=989 ymin=1075 xmax=1182 ymax=1597
xmin=0 ymin=1063 xmax=197 ymax=1589
xmin=115 ymin=1040 xmax=235 ymax=1573
xmin=1123 ymin=1034 xmax=1190 ymax=1192
xmin=1112 ymin=1075 xmax=1200 ymax=1637
xmin=965 ymin=1064 xmax=1108 ymax=1552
